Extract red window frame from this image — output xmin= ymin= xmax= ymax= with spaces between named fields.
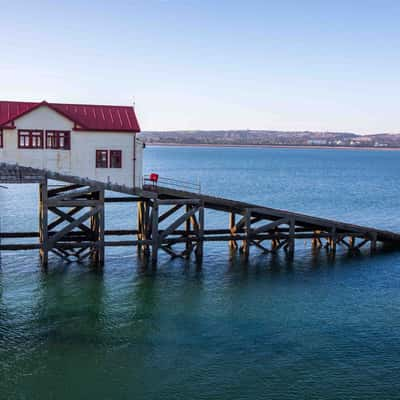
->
xmin=0 ymin=129 xmax=3 ymax=148
xmin=109 ymin=150 xmax=122 ymax=168
xmin=18 ymin=130 xmax=44 ymax=149
xmin=96 ymin=150 xmax=108 ymax=168
xmin=46 ymin=131 xmax=71 ymax=150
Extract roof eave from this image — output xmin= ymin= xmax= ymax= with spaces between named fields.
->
xmin=73 ymin=127 xmax=140 ymax=133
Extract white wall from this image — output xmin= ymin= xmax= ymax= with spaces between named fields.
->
xmin=0 ymin=105 xmax=143 ymax=188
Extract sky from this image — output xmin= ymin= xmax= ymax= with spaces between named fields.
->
xmin=1 ymin=0 xmax=400 ymax=133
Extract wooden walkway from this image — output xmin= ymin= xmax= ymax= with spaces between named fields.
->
xmin=1 ymin=162 xmax=400 ymax=268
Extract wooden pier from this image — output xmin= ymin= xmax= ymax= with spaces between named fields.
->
xmin=1 ymin=162 xmax=400 ymax=269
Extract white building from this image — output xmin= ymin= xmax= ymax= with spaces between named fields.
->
xmin=0 ymin=100 xmax=143 ymax=187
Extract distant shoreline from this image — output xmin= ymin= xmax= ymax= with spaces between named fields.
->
xmin=145 ymin=143 xmax=400 ymax=151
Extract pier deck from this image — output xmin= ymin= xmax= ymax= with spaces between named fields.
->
xmin=1 ymin=162 xmax=399 ymax=267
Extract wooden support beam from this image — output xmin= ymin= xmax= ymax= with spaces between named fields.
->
xmin=104 ymin=197 xmax=146 ymax=203
xmin=48 ymin=206 xmax=101 ymax=248
xmin=252 ymin=217 xmax=289 ymax=235
xmin=160 ymin=207 xmax=197 ymax=240
xmin=151 ymin=200 xmax=159 ymax=264
xmin=195 ymin=201 xmax=204 ymax=261
xmin=157 ymin=199 xmax=201 ymax=205
xmin=94 ymin=189 xmax=105 ymax=267
xmin=229 ymin=212 xmax=238 ymax=250
xmin=39 ymin=180 xmax=49 ymax=268
xmin=48 ymin=206 xmax=83 ymax=231
xmin=49 ymin=207 xmax=92 ymax=234
xmin=241 ymin=208 xmax=251 ymax=259
xmin=48 ymin=184 xmax=82 ymax=196
xmin=286 ymin=217 xmax=295 ymax=257
xmin=251 ymin=240 xmax=271 ymax=253
xmin=47 ymin=199 xmax=101 ymax=207
xmin=330 ymin=226 xmax=337 ymax=254
xmin=48 ymin=185 xmax=100 ymax=202
xmin=185 ymin=204 xmax=192 ymax=257
xmin=158 ymin=204 xmax=183 ymax=223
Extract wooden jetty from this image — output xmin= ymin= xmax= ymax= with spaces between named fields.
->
xmin=1 ymin=162 xmax=400 ymax=268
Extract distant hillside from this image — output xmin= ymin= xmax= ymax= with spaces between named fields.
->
xmin=139 ymin=130 xmax=400 ymax=148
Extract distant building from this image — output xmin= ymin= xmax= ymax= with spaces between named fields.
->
xmin=307 ymin=139 xmax=327 ymax=145
xmin=0 ymin=100 xmax=143 ymax=187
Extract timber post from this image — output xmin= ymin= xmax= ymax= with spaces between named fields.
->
xmin=151 ymin=199 xmax=159 ymax=264
xmin=330 ymin=226 xmax=337 ymax=255
xmin=286 ymin=217 xmax=295 ymax=257
xmin=241 ymin=208 xmax=251 ymax=259
xmin=185 ymin=203 xmax=192 ymax=258
xmin=90 ymin=188 xmax=105 ymax=267
xmin=194 ymin=200 xmax=204 ymax=262
xmin=39 ymin=179 xmax=49 ymax=269
xmin=229 ymin=212 xmax=238 ymax=250
xmin=137 ymin=199 xmax=151 ymax=256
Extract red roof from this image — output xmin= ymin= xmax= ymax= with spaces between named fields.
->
xmin=0 ymin=100 xmax=140 ymax=132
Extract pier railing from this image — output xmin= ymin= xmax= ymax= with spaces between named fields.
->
xmin=143 ymin=175 xmax=201 ymax=193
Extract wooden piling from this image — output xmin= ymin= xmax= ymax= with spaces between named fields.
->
xmin=151 ymin=200 xmax=159 ymax=264
xmin=229 ymin=212 xmax=238 ymax=250
xmin=287 ymin=217 xmax=295 ymax=257
xmin=195 ymin=201 xmax=204 ymax=261
xmin=241 ymin=209 xmax=251 ymax=259
xmin=39 ymin=179 xmax=48 ymax=269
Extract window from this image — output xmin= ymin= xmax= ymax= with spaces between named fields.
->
xmin=96 ymin=150 xmax=108 ymax=168
xmin=110 ymin=150 xmax=122 ymax=168
xmin=46 ymin=131 xmax=71 ymax=150
xmin=0 ymin=129 xmax=3 ymax=148
xmin=96 ymin=150 xmax=122 ymax=168
xmin=18 ymin=130 xmax=43 ymax=149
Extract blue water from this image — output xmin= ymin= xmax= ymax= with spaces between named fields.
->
xmin=1 ymin=147 xmax=400 ymax=399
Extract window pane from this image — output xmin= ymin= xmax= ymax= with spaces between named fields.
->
xmin=19 ymin=132 xmax=29 ymax=148
xmin=47 ymin=132 xmax=54 ymax=148
xmin=96 ymin=150 xmax=108 ymax=168
xmin=110 ymin=150 xmax=122 ymax=168
xmin=32 ymin=132 xmax=42 ymax=148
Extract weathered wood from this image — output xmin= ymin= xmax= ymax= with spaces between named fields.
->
xmin=49 ymin=207 xmax=92 ymax=234
xmin=151 ymin=200 xmax=159 ymax=263
xmin=160 ymin=207 xmax=197 ymax=240
xmin=48 ymin=186 xmax=100 ymax=202
xmin=330 ymin=226 xmax=337 ymax=254
xmin=47 ymin=199 xmax=101 ymax=207
xmin=158 ymin=204 xmax=183 ymax=223
xmin=185 ymin=204 xmax=192 ymax=256
xmin=241 ymin=208 xmax=251 ymax=259
xmin=48 ymin=206 xmax=83 ymax=231
xmin=157 ymin=199 xmax=201 ymax=205
xmin=286 ymin=217 xmax=295 ymax=257
xmin=229 ymin=212 xmax=238 ymax=250
xmin=48 ymin=184 xmax=82 ymax=196
xmin=48 ymin=206 xmax=101 ymax=247
xmin=195 ymin=201 xmax=204 ymax=260
xmin=104 ymin=197 xmax=146 ymax=203
xmin=39 ymin=180 xmax=48 ymax=268
xmin=252 ymin=217 xmax=289 ymax=235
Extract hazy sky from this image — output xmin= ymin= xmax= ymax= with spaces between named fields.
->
xmin=1 ymin=0 xmax=399 ymax=133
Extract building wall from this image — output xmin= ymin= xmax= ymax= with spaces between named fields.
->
xmin=0 ymin=105 xmax=143 ymax=188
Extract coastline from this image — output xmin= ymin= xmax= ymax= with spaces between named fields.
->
xmin=145 ymin=143 xmax=400 ymax=151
